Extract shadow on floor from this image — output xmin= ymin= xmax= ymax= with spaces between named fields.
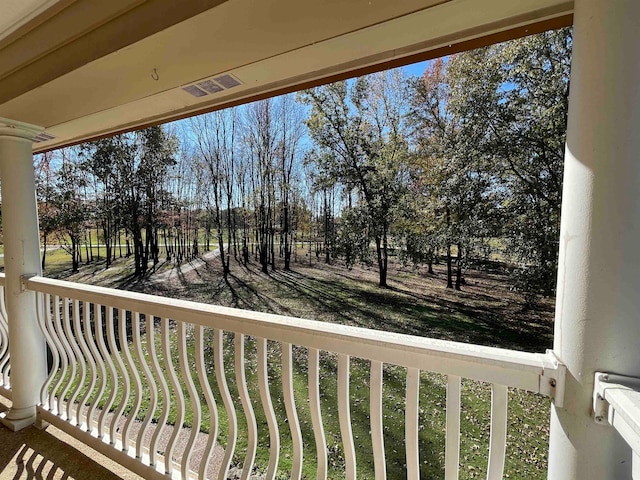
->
xmin=0 ymin=400 xmax=142 ymax=480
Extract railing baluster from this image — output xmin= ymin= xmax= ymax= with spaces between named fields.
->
xmin=195 ymin=326 xmax=218 ymax=480
xmin=52 ymin=296 xmax=71 ymax=417
xmin=60 ymin=297 xmax=80 ymax=420
xmin=0 ymin=285 xmax=10 ymax=388
xmin=121 ymin=311 xmax=143 ymax=451
xmin=36 ymin=293 xmax=58 ymax=409
xmin=309 ymin=347 xmax=327 ymax=480
xmin=148 ymin=315 xmax=170 ymax=469
xmin=405 ymin=367 xmax=420 ymax=480
xmin=107 ymin=308 xmax=130 ymax=446
xmin=0 ymin=327 xmax=8 ymax=389
xmin=215 ymin=328 xmax=237 ymax=480
xmin=134 ymin=313 xmax=159 ymax=460
xmin=235 ymin=333 xmax=257 ymax=480
xmin=445 ymin=375 xmax=461 ymax=480
xmin=96 ymin=305 xmax=118 ymax=439
xmin=68 ymin=299 xmax=86 ymax=424
xmin=85 ymin=303 xmax=107 ymax=433
xmin=283 ymin=342 xmax=303 ymax=480
xmin=486 ymin=384 xmax=508 ymax=480
xmin=258 ymin=337 xmax=280 ymax=480
xmin=74 ymin=300 xmax=95 ymax=427
xmin=370 ymin=360 xmax=385 ymax=480
xmin=179 ymin=321 xmax=201 ymax=479
xmin=338 ymin=353 xmax=356 ymax=480
xmin=161 ymin=317 xmax=185 ymax=476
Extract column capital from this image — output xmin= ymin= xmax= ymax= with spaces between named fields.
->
xmin=0 ymin=117 xmax=44 ymax=142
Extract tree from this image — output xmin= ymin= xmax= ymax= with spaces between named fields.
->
xmin=408 ymin=59 xmax=500 ymax=289
xmin=301 ymin=70 xmax=409 ymax=287
xmin=50 ymin=150 xmax=87 ymax=273
xmin=276 ymin=95 xmax=305 ymax=271
xmin=446 ymin=28 xmax=571 ymax=296
xmin=81 ymin=137 xmax=127 ymax=268
xmin=190 ymin=109 xmax=239 ymax=276
xmin=137 ymin=126 xmax=177 ymax=270
xmin=83 ymin=127 xmax=176 ymax=276
xmin=244 ymin=99 xmax=278 ymax=274
xmin=35 ymin=151 xmax=58 ymax=269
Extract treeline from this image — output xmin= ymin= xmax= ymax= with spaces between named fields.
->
xmin=301 ymin=27 xmax=570 ymax=296
xmin=35 ymin=95 xmax=323 ymax=277
xmin=32 ymin=27 xmax=571 ymax=298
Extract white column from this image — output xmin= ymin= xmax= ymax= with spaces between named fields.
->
xmin=548 ymin=1 xmax=640 ymax=478
xmin=0 ymin=118 xmax=46 ymax=431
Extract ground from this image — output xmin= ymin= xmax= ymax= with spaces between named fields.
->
xmin=53 ymin=249 xmax=555 ymax=353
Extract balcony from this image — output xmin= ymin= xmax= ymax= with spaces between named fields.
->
xmin=1 ymin=0 xmax=640 ymax=478
xmin=0 ymin=272 xmax=569 ymax=479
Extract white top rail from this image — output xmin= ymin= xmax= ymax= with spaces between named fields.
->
xmin=25 ymin=275 xmax=564 ymax=399
xmin=593 ymin=371 xmax=640 ymax=477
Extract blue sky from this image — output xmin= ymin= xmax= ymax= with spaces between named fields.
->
xmin=402 ymin=60 xmax=430 ymax=79
xmin=166 ymin=59 xmax=434 ymax=163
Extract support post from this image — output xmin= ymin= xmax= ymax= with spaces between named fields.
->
xmin=548 ymin=0 xmax=640 ymax=478
xmin=0 ymin=118 xmax=46 ymax=431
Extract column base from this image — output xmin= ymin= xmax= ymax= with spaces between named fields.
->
xmin=35 ymin=414 xmax=50 ymax=430
xmin=0 ymin=406 xmax=37 ymax=431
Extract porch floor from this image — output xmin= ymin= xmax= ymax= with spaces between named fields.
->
xmin=0 ymin=396 xmax=144 ymax=480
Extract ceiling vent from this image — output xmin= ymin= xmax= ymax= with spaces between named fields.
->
xmin=214 ymin=74 xmax=241 ymax=89
xmin=181 ymin=84 xmax=208 ymax=97
xmin=34 ymin=132 xmax=55 ymax=143
xmin=181 ymin=74 xmax=242 ymax=98
xmin=197 ymin=79 xmax=223 ymax=94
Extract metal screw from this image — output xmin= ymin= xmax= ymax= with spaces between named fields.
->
xmin=595 ymin=415 xmax=604 ymax=423
xmin=549 ymin=378 xmax=556 ymax=388
xmin=599 ymin=373 xmax=609 ymax=382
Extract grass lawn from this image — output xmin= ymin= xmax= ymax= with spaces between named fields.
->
xmin=39 ymin=248 xmax=554 ymax=479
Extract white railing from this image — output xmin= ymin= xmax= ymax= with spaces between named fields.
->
xmin=0 ymin=274 xmax=10 ymax=399
xmin=24 ymin=275 xmax=565 ymax=480
xmin=593 ymin=372 xmax=640 ymax=479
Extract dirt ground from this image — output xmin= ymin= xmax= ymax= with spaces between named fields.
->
xmin=58 ymin=251 xmax=555 ymax=353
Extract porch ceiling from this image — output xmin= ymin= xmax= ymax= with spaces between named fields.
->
xmin=0 ymin=0 xmax=573 ymax=152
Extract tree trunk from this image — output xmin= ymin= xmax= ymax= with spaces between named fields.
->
xmin=324 ymin=190 xmax=331 ymax=264
xmin=213 ymin=202 xmax=230 ymax=276
xmin=86 ymin=230 xmax=93 ymax=262
xmin=446 ymin=243 xmax=453 ymax=289
xmin=455 ymin=243 xmax=463 ymax=290
xmin=103 ymin=225 xmax=111 ymax=268
xmin=77 ymin=241 xmax=82 ymax=265
xmin=71 ymin=239 xmax=79 ymax=273
xmin=446 ymin=205 xmax=453 ymax=288
xmin=375 ymin=229 xmax=389 ymax=288
xmin=164 ymin=228 xmax=171 ymax=261
xmin=269 ymin=219 xmax=276 ymax=272
xmin=96 ymin=230 xmax=101 ymax=261
xmin=293 ymin=233 xmax=298 ymax=263
xmin=41 ymin=234 xmax=48 ymax=270
xmin=283 ymin=202 xmax=291 ymax=270
xmin=132 ymin=227 xmax=144 ymax=275
xmin=232 ymin=209 xmax=239 ymax=260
